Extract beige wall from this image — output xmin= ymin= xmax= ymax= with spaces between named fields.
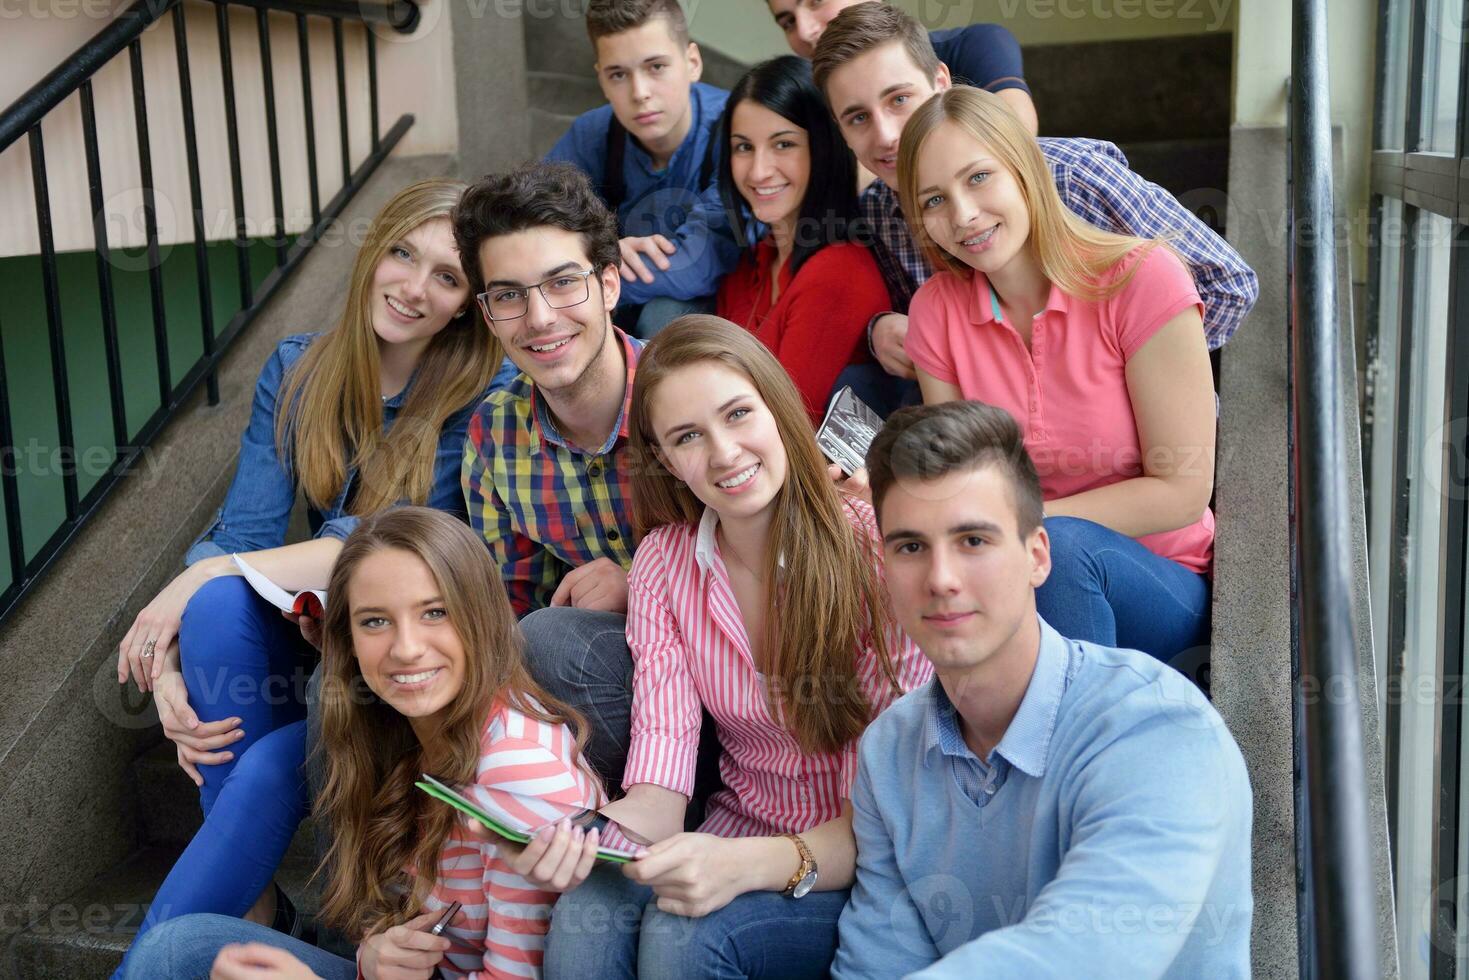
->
xmin=0 ymin=0 xmax=459 ymax=258
xmin=688 ymin=0 xmax=1237 ymax=64
xmin=1232 ymin=0 xmax=1377 ymax=279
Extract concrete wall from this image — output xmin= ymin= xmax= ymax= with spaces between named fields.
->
xmin=0 ymin=0 xmax=461 ymax=257
xmin=687 ymin=0 xmax=1238 ymax=64
xmin=1232 ymin=0 xmax=1377 ymax=279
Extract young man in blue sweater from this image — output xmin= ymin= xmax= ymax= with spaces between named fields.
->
xmin=832 ymin=401 xmax=1253 ymax=979
xmin=545 ymin=0 xmax=740 ymax=336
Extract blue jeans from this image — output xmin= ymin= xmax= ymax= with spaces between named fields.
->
xmin=180 ymin=576 xmax=315 ymax=813
xmin=121 ymin=913 xmax=355 ymax=980
xmin=1037 ymin=516 xmax=1211 ymax=664
xmin=627 ymin=295 xmax=716 ymax=340
xmin=546 ymin=861 xmax=849 ymax=979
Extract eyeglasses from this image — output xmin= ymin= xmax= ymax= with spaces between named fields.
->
xmin=476 ymin=268 xmax=598 ymax=322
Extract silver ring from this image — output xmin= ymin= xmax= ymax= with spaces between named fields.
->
xmin=141 ymin=639 xmax=157 ymax=659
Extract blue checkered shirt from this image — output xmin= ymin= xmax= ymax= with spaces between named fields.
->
xmin=859 ymin=137 xmax=1258 ymax=350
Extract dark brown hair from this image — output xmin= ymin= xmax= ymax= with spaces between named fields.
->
xmin=451 ymin=161 xmax=621 ymax=301
xmin=629 ymin=315 xmax=900 ymax=755
xmin=866 ymin=401 xmax=1045 ymax=537
xmin=811 ymin=2 xmax=942 ymax=95
xmin=587 ymin=0 xmax=689 ymax=46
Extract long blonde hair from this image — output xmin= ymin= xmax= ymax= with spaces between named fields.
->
xmin=629 ymin=315 xmax=900 ymax=756
xmin=313 ymin=508 xmax=596 ymax=940
xmin=275 ymin=179 xmax=498 ymax=515
xmin=898 ymin=86 xmax=1163 ymax=300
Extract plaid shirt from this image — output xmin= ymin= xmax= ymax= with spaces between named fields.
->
xmin=462 ymin=330 xmax=642 ymax=618
xmin=860 ymin=137 xmax=1258 ymax=350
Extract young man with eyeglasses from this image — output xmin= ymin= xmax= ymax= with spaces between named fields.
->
xmin=453 ymin=161 xmax=644 ymax=779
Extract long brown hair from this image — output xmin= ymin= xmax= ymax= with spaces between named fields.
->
xmin=898 ymin=86 xmax=1165 ymax=300
xmin=275 ymin=179 xmax=499 ymax=516
xmin=628 ymin=315 xmax=900 ymax=755
xmin=313 ymin=507 xmax=596 ymax=940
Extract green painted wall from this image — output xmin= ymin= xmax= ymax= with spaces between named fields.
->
xmin=0 ymin=237 xmax=285 ymax=595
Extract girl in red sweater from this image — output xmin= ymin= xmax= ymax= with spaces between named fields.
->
xmin=714 ymin=55 xmax=887 ymax=423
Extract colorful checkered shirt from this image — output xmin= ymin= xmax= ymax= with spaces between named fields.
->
xmin=462 ymin=330 xmax=642 ymax=618
xmin=859 ymin=137 xmax=1258 ymax=350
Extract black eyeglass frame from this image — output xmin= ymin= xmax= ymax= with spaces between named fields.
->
xmin=475 ymin=267 xmax=600 ymax=322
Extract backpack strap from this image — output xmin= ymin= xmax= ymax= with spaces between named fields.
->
xmin=603 ymin=115 xmax=627 ymax=216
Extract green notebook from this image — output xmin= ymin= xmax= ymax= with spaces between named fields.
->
xmin=416 ymin=774 xmax=647 ymax=864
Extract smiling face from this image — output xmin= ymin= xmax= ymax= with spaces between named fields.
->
xmin=914 ymin=119 xmax=1033 ymax=279
xmin=826 ymin=40 xmax=950 ymax=190
xmin=594 ymin=18 xmax=702 ymax=158
xmin=348 ymin=547 xmax=467 ymax=739
xmin=767 ymin=0 xmax=870 ymax=58
xmin=368 ymin=216 xmax=469 ymax=351
xmin=728 ymin=100 xmax=811 ymax=231
xmin=475 ymin=226 xmax=621 ymax=399
xmin=647 ymin=360 xmax=789 ymax=526
xmin=879 ymin=464 xmax=1049 ymax=675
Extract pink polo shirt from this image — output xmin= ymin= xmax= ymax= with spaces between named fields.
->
xmin=905 ymin=246 xmax=1213 ymax=574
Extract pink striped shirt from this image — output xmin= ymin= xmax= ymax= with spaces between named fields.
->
xmin=405 ymin=703 xmax=602 ymax=979
xmin=622 ymin=497 xmax=933 ymax=837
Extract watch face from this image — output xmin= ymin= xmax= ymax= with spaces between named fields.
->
xmin=792 ymin=871 xmax=818 ymax=899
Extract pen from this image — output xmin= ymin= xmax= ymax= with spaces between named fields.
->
xmin=430 ymin=901 xmax=462 ymax=937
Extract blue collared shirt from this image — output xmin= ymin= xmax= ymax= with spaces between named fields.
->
xmin=545 ymin=82 xmax=742 ymax=306
xmin=859 ymin=138 xmax=1258 ymax=350
xmin=832 ymin=617 xmax=1253 ymax=980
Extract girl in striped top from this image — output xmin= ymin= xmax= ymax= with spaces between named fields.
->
xmin=121 ymin=507 xmax=603 ymax=980
xmin=543 ymin=315 xmax=932 ymax=979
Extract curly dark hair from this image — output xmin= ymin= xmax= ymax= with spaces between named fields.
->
xmin=451 ymin=161 xmax=621 ymax=299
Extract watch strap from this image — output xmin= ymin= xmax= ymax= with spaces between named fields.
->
xmin=781 ymin=833 xmax=815 ymax=897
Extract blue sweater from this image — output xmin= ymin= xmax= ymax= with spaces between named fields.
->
xmin=832 ymin=618 xmax=1252 ymax=979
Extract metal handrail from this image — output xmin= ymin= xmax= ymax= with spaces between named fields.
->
xmin=1288 ymin=0 xmax=1383 ymax=975
xmin=0 ymin=0 xmax=416 ymax=153
xmin=0 ymin=0 xmax=416 ymax=620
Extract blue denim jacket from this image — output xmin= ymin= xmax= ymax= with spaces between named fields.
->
xmin=185 ymin=333 xmax=510 ymax=565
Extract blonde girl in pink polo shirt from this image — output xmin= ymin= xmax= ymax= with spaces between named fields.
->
xmin=897 ymin=86 xmax=1219 ymax=664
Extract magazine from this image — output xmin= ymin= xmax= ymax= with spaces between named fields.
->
xmin=816 ymin=385 xmax=884 ymax=476
xmin=231 ymin=554 xmax=327 ymax=619
xmin=415 ymin=774 xmax=650 ymax=864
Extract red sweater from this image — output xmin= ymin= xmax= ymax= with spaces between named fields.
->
xmin=716 ymin=238 xmax=886 ymax=423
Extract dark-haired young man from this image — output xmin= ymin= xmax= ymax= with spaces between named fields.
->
xmin=813 ymin=3 xmax=1258 ymax=415
xmin=767 ymin=0 xmax=1039 ymax=134
xmin=832 ymin=400 xmax=1252 ymax=979
xmin=453 ymin=160 xmax=643 ymax=778
xmin=546 ymin=0 xmax=740 ymax=336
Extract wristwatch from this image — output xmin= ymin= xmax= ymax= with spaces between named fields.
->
xmin=781 ymin=833 xmax=819 ymax=899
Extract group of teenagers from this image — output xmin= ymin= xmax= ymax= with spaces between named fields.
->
xmin=111 ymin=1 xmax=1260 ymax=978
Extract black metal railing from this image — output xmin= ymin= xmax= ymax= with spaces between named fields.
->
xmin=0 ymin=0 xmax=418 ymax=622
xmin=1288 ymin=0 xmax=1384 ymax=976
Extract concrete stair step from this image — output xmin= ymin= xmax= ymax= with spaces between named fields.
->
xmin=131 ymin=740 xmax=322 ymax=866
xmin=531 ymin=107 xmax=578 ymax=158
xmin=5 ymin=846 xmax=323 ymax=980
xmin=529 ymin=70 xmax=603 ymax=118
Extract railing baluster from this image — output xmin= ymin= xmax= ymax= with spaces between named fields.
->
xmin=172 ymin=4 xmax=219 ymax=405
xmin=257 ymin=9 xmax=287 ymax=267
xmin=128 ymin=38 xmax=172 ymax=407
xmin=367 ymin=27 xmax=379 ymax=152
xmin=28 ymin=125 xmax=79 ymax=521
xmin=296 ymin=13 xmax=320 ymax=223
xmin=80 ymin=80 xmax=129 ymax=452
xmin=332 ymin=17 xmax=350 ymax=186
xmin=216 ymin=2 xmax=253 ymax=308
xmin=0 ymin=311 xmax=25 ymax=587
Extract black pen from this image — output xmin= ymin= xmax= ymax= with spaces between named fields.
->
xmin=430 ymin=901 xmax=462 ymax=937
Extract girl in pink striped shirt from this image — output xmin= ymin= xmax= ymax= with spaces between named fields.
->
xmin=121 ymin=508 xmax=604 ymax=980
xmin=542 ymin=316 xmax=932 ymax=979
